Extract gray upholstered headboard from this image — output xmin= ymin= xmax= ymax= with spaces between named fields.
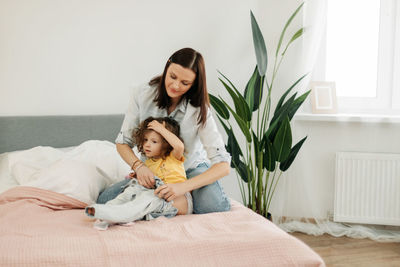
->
xmin=0 ymin=115 xmax=124 ymax=153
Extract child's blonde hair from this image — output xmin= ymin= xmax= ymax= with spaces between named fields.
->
xmin=132 ymin=116 xmax=182 ymax=159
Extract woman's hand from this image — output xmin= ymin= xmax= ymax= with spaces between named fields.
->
xmin=135 ymin=165 xmax=155 ymax=188
xmin=154 ymin=183 xmax=186 ymax=202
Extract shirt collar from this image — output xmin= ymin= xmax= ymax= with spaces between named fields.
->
xmin=158 ymin=98 xmax=188 ymax=117
xmin=168 ymin=100 xmax=187 ymax=118
xmin=175 ymin=98 xmax=188 ymax=113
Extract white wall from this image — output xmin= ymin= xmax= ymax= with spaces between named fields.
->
xmin=0 ymin=0 xmax=264 ymax=116
xmin=0 ymin=0 xmax=304 ymax=117
xmin=272 ymin=120 xmax=400 ymax=219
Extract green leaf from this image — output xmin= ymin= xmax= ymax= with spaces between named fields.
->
xmin=217 ymin=70 xmax=239 ymax=93
xmin=250 ymin=11 xmax=268 ymax=76
xmin=281 ymin=27 xmax=305 ymax=56
xmin=272 ymin=116 xmax=292 ymax=162
xmin=263 ymin=113 xmax=282 ymax=145
xmin=252 ymin=131 xmax=262 ymax=167
xmin=220 ymin=97 xmax=252 ymax=143
xmin=227 ymin=127 xmax=243 ymax=165
xmin=233 ymin=159 xmax=251 ymax=183
xmin=219 ymin=73 xmax=253 ymax=105
xmin=280 ymin=136 xmax=307 ymax=171
xmin=263 ymin=139 xmax=276 ymax=172
xmin=215 ymin=116 xmax=236 ymax=167
xmin=244 ymin=66 xmax=264 ymax=112
xmin=275 ymin=73 xmax=308 ymax=115
xmin=288 ymin=90 xmax=311 ymax=120
xmin=209 ymin=93 xmax=230 ymax=120
xmin=216 ymin=115 xmax=230 ymax=136
xmin=218 ymin=78 xmax=251 ymax=122
xmin=270 ymin=93 xmax=297 ymax=129
xmin=218 ymin=78 xmax=242 ymax=114
xmin=275 ymin=2 xmax=304 ymax=57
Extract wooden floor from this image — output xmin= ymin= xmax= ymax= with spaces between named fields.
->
xmin=291 ymin=232 xmax=400 ymax=267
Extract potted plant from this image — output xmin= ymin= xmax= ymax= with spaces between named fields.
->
xmin=209 ymin=2 xmax=309 ymax=219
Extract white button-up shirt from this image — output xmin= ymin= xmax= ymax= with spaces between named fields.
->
xmin=115 ymin=83 xmax=231 ymax=170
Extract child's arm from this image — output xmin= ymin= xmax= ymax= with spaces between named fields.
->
xmin=147 ymin=120 xmax=184 ymax=160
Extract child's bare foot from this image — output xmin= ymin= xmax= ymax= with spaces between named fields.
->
xmin=86 ymin=207 xmax=95 ymax=216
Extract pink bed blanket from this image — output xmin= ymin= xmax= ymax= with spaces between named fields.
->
xmin=0 ymin=186 xmax=324 ymax=266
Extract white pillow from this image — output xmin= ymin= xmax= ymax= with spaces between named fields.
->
xmin=25 ymin=159 xmax=113 ymax=204
xmin=9 ymin=146 xmax=65 ymax=185
xmin=8 ymin=141 xmax=131 ymax=187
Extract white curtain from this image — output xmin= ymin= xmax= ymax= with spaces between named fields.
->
xmin=271 ymin=0 xmax=400 ymax=243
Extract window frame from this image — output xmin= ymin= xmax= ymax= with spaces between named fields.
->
xmin=315 ymin=0 xmax=399 ymax=115
xmin=392 ymin=0 xmax=400 ymax=110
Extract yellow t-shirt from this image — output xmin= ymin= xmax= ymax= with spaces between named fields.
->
xmin=145 ymin=153 xmax=187 ymax=184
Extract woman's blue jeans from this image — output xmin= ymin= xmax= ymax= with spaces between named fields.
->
xmin=96 ymin=162 xmax=231 ymax=214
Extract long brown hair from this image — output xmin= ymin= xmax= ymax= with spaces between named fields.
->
xmin=132 ymin=116 xmax=182 ymax=159
xmin=149 ymin=48 xmax=209 ymax=126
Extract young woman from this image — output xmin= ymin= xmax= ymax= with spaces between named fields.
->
xmin=97 ymin=47 xmax=231 ymax=214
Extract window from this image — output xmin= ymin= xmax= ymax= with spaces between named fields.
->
xmin=316 ymin=0 xmax=399 ymax=115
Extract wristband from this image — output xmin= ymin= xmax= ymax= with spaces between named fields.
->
xmin=130 ymin=159 xmax=140 ymax=170
xmin=133 ymin=161 xmax=143 ymax=170
xmin=134 ymin=162 xmax=145 ymax=172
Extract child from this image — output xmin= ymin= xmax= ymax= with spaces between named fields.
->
xmin=85 ymin=116 xmax=193 ymax=229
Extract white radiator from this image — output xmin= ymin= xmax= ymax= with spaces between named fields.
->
xmin=334 ymin=152 xmax=400 ymax=226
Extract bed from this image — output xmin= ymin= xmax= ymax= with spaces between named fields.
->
xmin=0 ymin=115 xmax=324 ymax=266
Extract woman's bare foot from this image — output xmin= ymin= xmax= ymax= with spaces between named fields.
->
xmin=86 ymin=207 xmax=95 ymax=216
